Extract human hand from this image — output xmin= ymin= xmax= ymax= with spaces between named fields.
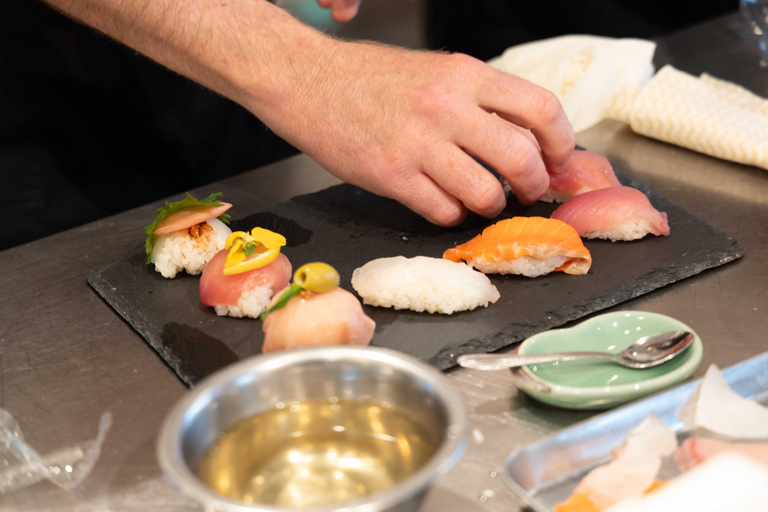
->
xmin=315 ymin=0 xmax=362 ymax=23
xmin=43 ymin=0 xmax=570 ymax=227
xmin=254 ymin=39 xmax=575 ymax=226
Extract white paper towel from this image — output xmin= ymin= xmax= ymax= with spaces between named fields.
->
xmin=607 ymin=65 xmax=768 ymax=171
xmin=488 ymin=35 xmax=656 ymax=133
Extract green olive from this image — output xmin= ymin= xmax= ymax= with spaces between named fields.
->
xmin=293 ymin=262 xmax=340 ymax=293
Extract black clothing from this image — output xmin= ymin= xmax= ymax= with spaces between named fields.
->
xmin=1 ymin=0 xmax=297 ymax=251
xmin=424 ymin=0 xmax=739 ymax=62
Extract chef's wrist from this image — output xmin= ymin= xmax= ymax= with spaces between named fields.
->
xmin=232 ymin=16 xmax=339 ymax=126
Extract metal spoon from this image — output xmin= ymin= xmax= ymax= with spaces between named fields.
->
xmin=457 ymin=331 xmax=695 ymax=371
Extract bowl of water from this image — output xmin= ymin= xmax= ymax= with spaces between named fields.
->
xmin=157 ymin=346 xmax=469 ymax=512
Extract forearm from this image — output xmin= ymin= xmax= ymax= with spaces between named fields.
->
xmin=43 ymin=0 xmax=330 ymax=120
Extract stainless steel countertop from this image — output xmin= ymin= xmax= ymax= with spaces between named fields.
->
xmin=2 ymin=12 xmax=767 ymax=512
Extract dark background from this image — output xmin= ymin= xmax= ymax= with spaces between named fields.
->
xmin=0 ymin=0 xmax=739 ymax=251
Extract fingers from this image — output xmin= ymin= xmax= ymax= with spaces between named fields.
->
xmin=453 ymin=109 xmax=549 ymax=204
xmin=507 ymin=121 xmax=541 ymax=152
xmin=386 ymin=171 xmax=468 ymax=227
xmin=320 ymin=0 xmax=361 ymax=23
xmin=477 ymin=69 xmax=575 ymax=174
xmin=424 ymin=143 xmax=507 ymax=218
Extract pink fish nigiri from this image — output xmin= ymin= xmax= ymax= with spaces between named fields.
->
xmin=153 ymin=202 xmax=232 ymax=235
xmin=551 ymin=186 xmax=670 ymax=241
xmin=262 ymin=287 xmax=375 ymax=353
xmin=541 ymin=150 xmax=620 ymax=203
xmin=200 ymin=249 xmax=292 ymax=318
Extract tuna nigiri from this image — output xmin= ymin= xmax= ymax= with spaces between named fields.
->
xmin=551 ymin=186 xmax=670 ymax=241
xmin=145 ymin=193 xmax=233 ymax=278
xmin=262 ymin=262 xmax=375 ymax=353
xmin=541 ymin=150 xmax=621 ymax=203
xmin=199 ymin=228 xmax=292 ymax=318
xmin=443 ymin=217 xmax=592 ymax=277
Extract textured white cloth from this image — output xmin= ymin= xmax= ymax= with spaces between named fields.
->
xmin=488 ymin=35 xmax=656 ymax=133
xmin=607 ymin=65 xmax=768 ymax=170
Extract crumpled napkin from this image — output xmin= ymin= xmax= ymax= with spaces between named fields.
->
xmin=488 ymin=35 xmax=656 ymax=133
xmin=606 ymin=65 xmax=768 ymax=170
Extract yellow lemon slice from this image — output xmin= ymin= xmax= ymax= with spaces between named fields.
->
xmin=250 ymin=228 xmax=286 ymax=249
xmin=224 ymin=238 xmax=246 ymax=267
xmin=225 ymin=231 xmax=248 ymax=249
xmin=223 ymin=244 xmax=281 ymax=276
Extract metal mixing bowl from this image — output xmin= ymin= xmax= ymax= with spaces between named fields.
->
xmin=157 ymin=346 xmax=469 ymax=512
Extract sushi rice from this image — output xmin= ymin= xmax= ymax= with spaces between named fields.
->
xmin=212 ymin=287 xmax=273 ymax=318
xmin=582 ymin=219 xmax=662 ymax=241
xmin=351 ymin=256 xmax=500 ymax=315
xmin=151 ymin=218 xmax=231 ymax=278
xmin=467 ymin=255 xmax=570 ymax=277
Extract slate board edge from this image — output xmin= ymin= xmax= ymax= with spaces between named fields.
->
xmin=87 ymin=175 xmax=746 ymax=381
xmin=431 ymin=238 xmax=744 ymax=369
xmin=87 ymin=273 xmax=197 ymax=387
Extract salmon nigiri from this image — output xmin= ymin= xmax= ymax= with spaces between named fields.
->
xmin=443 ymin=217 xmax=591 ymax=277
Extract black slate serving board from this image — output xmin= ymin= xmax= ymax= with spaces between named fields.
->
xmin=89 ymin=173 xmax=744 ymax=387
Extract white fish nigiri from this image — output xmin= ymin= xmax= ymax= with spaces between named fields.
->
xmin=551 ymin=186 xmax=670 ymax=241
xmin=351 ymin=256 xmax=500 ymax=314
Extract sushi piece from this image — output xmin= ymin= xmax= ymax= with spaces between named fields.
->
xmin=675 ymin=438 xmax=768 ymax=472
xmin=443 ymin=217 xmax=591 ymax=277
xmin=145 ymin=192 xmax=233 ymax=278
xmin=551 ymin=186 xmax=670 ymax=241
xmin=556 ymin=415 xmax=677 ymax=512
xmin=262 ymin=262 xmax=375 ymax=353
xmin=199 ymin=228 xmax=292 ymax=318
xmin=351 ymin=256 xmax=500 ymax=315
xmin=541 ymin=150 xmax=621 ymax=203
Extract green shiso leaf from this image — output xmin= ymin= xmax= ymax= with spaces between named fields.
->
xmin=260 ymin=284 xmax=303 ymax=321
xmin=144 ymin=192 xmax=228 ymax=264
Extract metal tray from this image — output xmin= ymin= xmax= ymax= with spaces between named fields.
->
xmin=503 ymin=350 xmax=768 ymax=511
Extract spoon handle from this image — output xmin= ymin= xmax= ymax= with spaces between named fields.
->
xmin=457 ymin=351 xmax=618 ymax=371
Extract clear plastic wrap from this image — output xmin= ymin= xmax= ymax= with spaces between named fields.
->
xmin=0 ymin=408 xmax=111 ymax=493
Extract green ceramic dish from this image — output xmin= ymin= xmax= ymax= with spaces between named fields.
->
xmin=510 ymin=311 xmax=703 ymax=410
